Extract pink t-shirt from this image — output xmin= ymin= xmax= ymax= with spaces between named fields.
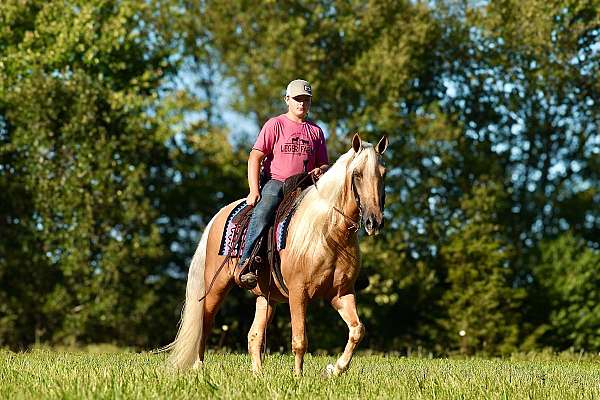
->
xmin=253 ymin=114 xmax=328 ymax=182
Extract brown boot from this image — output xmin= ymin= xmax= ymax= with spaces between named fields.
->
xmin=240 ymin=271 xmax=258 ymax=289
xmin=235 ymin=259 xmax=258 ymax=289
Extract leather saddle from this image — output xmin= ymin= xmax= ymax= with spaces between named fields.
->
xmin=232 ymin=172 xmax=313 ymax=296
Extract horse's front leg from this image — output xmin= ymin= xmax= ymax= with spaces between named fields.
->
xmin=247 ymin=296 xmax=275 ymax=373
xmin=289 ymin=290 xmax=308 ymax=376
xmin=327 ymin=293 xmax=365 ymax=376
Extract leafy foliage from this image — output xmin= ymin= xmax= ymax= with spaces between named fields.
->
xmin=0 ymin=0 xmax=245 ymax=348
xmin=534 ymin=233 xmax=600 ymax=351
xmin=438 ymin=183 xmax=525 ymax=355
xmin=1 ymin=0 xmax=599 ymax=354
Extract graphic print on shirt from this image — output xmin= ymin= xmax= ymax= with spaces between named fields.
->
xmin=281 ymin=134 xmax=313 ymax=155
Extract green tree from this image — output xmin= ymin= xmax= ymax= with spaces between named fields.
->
xmin=0 ymin=0 xmax=246 ymax=348
xmin=438 ymin=183 xmax=525 ymax=355
xmin=533 ymin=233 xmax=600 ymax=351
xmin=461 ymin=0 xmax=600 ymax=248
xmin=3 ymin=0 xmax=598 ymax=354
xmin=178 ymin=0 xmax=600 ymax=354
xmin=0 ymin=0 xmax=177 ymax=346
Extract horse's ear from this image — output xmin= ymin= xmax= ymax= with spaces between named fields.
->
xmin=375 ymin=136 xmax=389 ymax=154
xmin=352 ymin=133 xmax=362 ymax=153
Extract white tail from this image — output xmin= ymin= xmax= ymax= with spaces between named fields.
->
xmin=161 ymin=217 xmax=214 ymax=369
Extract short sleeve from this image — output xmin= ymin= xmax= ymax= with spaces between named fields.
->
xmin=315 ymin=129 xmax=329 ymax=166
xmin=253 ymin=118 xmax=278 ymax=155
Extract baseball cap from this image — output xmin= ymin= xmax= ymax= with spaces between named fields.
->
xmin=286 ymin=79 xmax=312 ymax=97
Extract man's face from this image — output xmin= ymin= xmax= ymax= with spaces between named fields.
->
xmin=286 ymin=95 xmax=312 ymax=119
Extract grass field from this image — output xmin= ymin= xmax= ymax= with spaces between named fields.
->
xmin=1 ymin=348 xmax=599 ymax=399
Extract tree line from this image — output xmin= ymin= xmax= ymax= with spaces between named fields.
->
xmin=1 ymin=0 xmax=599 ymax=355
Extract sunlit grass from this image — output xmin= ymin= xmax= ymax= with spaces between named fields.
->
xmin=1 ymin=348 xmax=599 ymax=399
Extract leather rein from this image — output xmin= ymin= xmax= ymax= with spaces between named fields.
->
xmin=312 ymin=171 xmax=362 ymax=232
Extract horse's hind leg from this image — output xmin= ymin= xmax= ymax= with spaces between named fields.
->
xmin=247 ymin=296 xmax=275 ymax=373
xmin=196 ymin=263 xmax=234 ymax=367
xmin=327 ymin=293 xmax=365 ymax=376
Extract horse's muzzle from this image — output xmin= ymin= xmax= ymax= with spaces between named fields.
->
xmin=364 ymin=214 xmax=383 ymax=236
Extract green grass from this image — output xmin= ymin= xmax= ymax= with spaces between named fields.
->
xmin=1 ymin=348 xmax=599 ymax=399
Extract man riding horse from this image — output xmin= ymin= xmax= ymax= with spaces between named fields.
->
xmin=162 ymin=78 xmax=388 ymax=377
xmin=235 ymin=79 xmax=329 ymax=289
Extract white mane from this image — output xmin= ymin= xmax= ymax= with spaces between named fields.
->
xmin=285 ymin=142 xmax=380 ymax=265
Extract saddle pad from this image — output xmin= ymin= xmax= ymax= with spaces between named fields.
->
xmin=219 ymin=195 xmax=304 ymax=256
xmin=274 ymin=192 xmax=306 ymax=251
xmin=218 ymin=201 xmax=250 ymax=256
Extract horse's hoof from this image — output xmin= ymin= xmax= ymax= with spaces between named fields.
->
xmin=324 ymin=363 xmax=336 ymax=377
xmin=192 ymin=360 xmax=204 ymax=370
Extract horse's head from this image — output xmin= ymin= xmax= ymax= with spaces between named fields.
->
xmin=349 ymin=133 xmax=388 ymax=236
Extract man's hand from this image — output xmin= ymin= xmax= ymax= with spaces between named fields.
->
xmin=246 ymin=190 xmax=261 ymax=207
xmin=310 ymin=165 xmax=328 ymax=179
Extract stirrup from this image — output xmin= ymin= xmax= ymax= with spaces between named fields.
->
xmin=234 ymin=259 xmax=256 ymax=289
xmin=239 ymin=271 xmax=258 ymax=289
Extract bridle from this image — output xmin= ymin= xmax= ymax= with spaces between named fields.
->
xmin=313 ymin=170 xmax=362 ymax=232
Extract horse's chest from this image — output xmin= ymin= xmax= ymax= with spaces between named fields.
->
xmin=306 ymin=254 xmax=358 ymax=297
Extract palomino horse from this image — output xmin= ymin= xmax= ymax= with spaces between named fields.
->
xmin=165 ymin=133 xmax=388 ymax=376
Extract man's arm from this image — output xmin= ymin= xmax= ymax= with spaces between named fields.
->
xmin=311 ymin=131 xmax=329 ymax=178
xmin=247 ymin=149 xmax=266 ymax=206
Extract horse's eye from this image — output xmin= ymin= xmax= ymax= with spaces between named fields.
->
xmin=353 ymin=172 xmax=362 ymax=179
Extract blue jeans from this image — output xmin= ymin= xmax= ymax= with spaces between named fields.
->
xmin=240 ymin=179 xmax=284 ymax=263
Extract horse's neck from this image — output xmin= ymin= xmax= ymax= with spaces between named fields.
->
xmin=284 ymin=173 xmax=360 ymax=275
xmin=323 ymin=175 xmax=360 ymax=242
xmin=324 ymin=179 xmax=361 ymax=271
